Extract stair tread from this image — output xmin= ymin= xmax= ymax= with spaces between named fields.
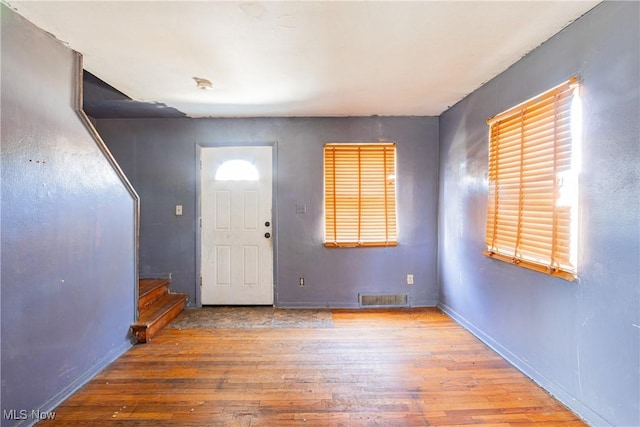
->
xmin=135 ymin=293 xmax=187 ymax=326
xmin=138 ymin=278 xmax=171 ymax=311
xmin=133 ymin=278 xmax=187 ymax=343
xmin=139 ymin=278 xmax=170 ymax=298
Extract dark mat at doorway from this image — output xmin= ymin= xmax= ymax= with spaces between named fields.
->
xmin=167 ymin=306 xmax=334 ymax=329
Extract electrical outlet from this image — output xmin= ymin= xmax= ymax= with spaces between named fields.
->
xmin=175 ymin=205 xmax=183 ymax=216
xmin=299 ymin=277 xmax=305 ymax=287
xmin=407 ymin=274 xmax=414 ymax=285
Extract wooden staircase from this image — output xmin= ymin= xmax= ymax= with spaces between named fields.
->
xmin=131 ymin=278 xmax=187 ymax=343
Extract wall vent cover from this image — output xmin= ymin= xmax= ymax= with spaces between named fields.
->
xmin=359 ymin=293 xmax=408 ymax=308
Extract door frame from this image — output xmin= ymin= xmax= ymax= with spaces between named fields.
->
xmin=195 ymin=142 xmax=278 ymax=307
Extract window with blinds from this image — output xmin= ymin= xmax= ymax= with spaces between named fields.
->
xmin=484 ymin=77 xmax=580 ymax=281
xmin=324 ymin=143 xmax=397 ymax=247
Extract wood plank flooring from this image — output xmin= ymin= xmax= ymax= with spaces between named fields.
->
xmin=39 ymin=308 xmax=585 ymax=426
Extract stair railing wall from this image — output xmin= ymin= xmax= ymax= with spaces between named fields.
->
xmin=72 ymin=52 xmax=141 ymax=322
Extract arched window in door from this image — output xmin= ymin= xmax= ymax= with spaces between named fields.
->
xmin=214 ymin=159 xmax=259 ymax=181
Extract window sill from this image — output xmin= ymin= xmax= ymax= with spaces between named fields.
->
xmin=325 ymin=242 xmax=398 ymax=248
xmin=483 ymin=250 xmax=576 ymax=282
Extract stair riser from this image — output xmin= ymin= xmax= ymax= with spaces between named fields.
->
xmin=134 ymin=298 xmax=185 ymax=343
xmin=132 ymin=294 xmax=187 ymax=343
xmin=138 ymin=283 xmax=170 ymax=311
xmin=134 ymin=278 xmax=187 ymax=344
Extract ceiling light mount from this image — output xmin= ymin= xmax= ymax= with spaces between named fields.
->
xmin=193 ymin=77 xmax=213 ymax=91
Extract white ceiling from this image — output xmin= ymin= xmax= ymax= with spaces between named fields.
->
xmin=8 ymin=1 xmax=600 ymax=118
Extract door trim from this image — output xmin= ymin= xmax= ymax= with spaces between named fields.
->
xmin=195 ymin=142 xmax=278 ymax=307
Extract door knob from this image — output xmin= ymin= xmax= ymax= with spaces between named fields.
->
xmin=264 ymin=232 xmax=271 ymax=238
xmin=265 ymin=221 xmax=270 ymax=227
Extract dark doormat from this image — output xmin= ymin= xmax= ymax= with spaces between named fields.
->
xmin=167 ymin=306 xmax=334 ymax=329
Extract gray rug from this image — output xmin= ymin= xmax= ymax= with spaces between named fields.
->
xmin=167 ymin=306 xmax=334 ymax=329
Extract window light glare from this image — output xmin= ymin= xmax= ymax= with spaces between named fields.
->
xmin=571 ymin=86 xmax=583 ymax=174
xmin=568 ymin=86 xmax=582 ymax=271
xmin=214 ymin=159 xmax=259 ymax=181
xmin=484 ymin=78 xmax=579 ymax=280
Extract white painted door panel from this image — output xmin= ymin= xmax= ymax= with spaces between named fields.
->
xmin=201 ymin=146 xmax=273 ymax=305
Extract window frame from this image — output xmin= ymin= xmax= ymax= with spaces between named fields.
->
xmin=323 ymin=142 xmax=398 ymax=248
xmin=484 ymin=77 xmax=580 ymax=281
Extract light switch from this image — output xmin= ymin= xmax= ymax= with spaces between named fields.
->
xmin=175 ymin=205 xmax=183 ymax=216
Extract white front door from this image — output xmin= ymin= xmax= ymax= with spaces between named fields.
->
xmin=200 ymin=146 xmax=273 ymax=305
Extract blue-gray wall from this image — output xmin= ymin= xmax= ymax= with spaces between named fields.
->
xmin=4 ymin=1 xmax=638 ymax=425
xmin=438 ymin=2 xmax=639 ymax=426
xmin=1 ymin=6 xmax=137 ymax=425
xmin=95 ymin=117 xmax=439 ymax=308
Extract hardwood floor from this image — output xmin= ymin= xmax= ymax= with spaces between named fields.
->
xmin=39 ymin=308 xmax=585 ymax=426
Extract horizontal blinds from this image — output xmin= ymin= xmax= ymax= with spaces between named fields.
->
xmin=325 ymin=143 xmax=397 ymax=247
xmin=485 ymin=78 xmax=578 ymax=280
